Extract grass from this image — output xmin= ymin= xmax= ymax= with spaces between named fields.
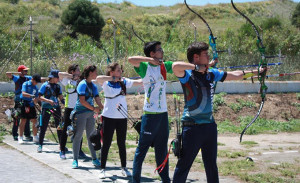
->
xmin=217 ymin=117 xmax=300 ymax=135
xmin=0 ymin=92 xmax=15 ymax=98
xmin=229 ymin=99 xmax=256 ymax=113
xmin=218 ymin=150 xmax=247 ymax=158
xmin=240 ymin=173 xmax=286 ymax=183
xmin=292 ymin=102 xmax=300 ymax=111
xmin=240 ymin=141 xmax=258 ymax=148
xmin=126 ymin=130 xmax=138 ymax=141
xmin=296 ymin=93 xmax=300 ymax=100
xmin=0 ymin=124 xmax=7 ymax=144
xmin=219 ymin=159 xmax=255 ymax=176
xmin=217 ymin=142 xmax=225 ymax=146
xmin=213 ymin=92 xmax=226 ymax=112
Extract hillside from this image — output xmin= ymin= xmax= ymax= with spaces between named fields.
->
xmin=0 ymin=0 xmax=299 ymax=80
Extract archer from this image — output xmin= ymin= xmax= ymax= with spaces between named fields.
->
xmin=172 ymin=42 xmax=266 ymax=183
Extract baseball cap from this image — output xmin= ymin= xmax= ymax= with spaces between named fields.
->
xmin=32 ymin=74 xmax=41 ymax=83
xmin=48 ymin=70 xmax=59 ymax=78
xmin=17 ymin=65 xmax=29 ymax=72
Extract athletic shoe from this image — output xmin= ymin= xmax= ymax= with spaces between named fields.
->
xmin=13 ymin=136 xmax=18 ymax=141
xmin=92 ymin=159 xmax=101 ymax=167
xmin=121 ymin=167 xmax=132 ymax=177
xmin=33 ymin=136 xmax=39 ymax=143
xmin=99 ymin=169 xmax=106 ymax=179
xmin=72 ymin=160 xmax=78 ymax=169
xmin=37 ymin=145 xmax=42 ymax=153
xmin=65 ymin=147 xmax=69 ymax=152
xmin=79 ymin=150 xmax=88 ymax=159
xmin=24 ymin=136 xmax=33 ymax=141
xmin=18 ymin=136 xmax=24 ymax=144
xmin=60 ymin=151 xmax=66 ymax=160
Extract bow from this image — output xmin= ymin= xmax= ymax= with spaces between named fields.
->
xmin=184 ymin=0 xmax=219 ymax=90
xmin=131 ymin=25 xmax=146 ymax=44
xmin=95 ymin=41 xmax=111 ymax=64
xmin=231 ymin=0 xmax=268 ymax=142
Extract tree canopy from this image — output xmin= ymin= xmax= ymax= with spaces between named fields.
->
xmin=61 ymin=0 xmax=105 ymax=41
xmin=291 ymin=3 xmax=300 ymax=29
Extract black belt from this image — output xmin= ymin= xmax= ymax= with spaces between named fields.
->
xmin=182 ymin=122 xmax=204 ymax=126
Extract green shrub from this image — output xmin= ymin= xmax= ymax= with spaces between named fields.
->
xmin=48 ymin=0 xmax=60 ymax=6
xmin=239 ymin=23 xmax=256 ymax=38
xmin=213 ymin=92 xmax=226 ymax=112
xmin=291 ymin=3 xmax=300 ymax=29
xmin=261 ymin=17 xmax=282 ymax=30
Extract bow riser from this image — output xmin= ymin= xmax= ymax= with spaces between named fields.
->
xmin=209 ymin=35 xmax=218 ymax=62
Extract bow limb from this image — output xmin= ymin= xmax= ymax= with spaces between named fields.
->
xmin=240 ymin=98 xmax=265 ymax=142
xmin=184 ymin=0 xmax=218 ymax=62
xmin=231 ymin=0 xmax=268 ymax=142
xmin=131 ymin=25 xmax=146 ymax=44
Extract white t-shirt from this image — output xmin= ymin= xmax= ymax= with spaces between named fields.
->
xmin=61 ymin=77 xmax=78 ymax=109
xmin=134 ymin=61 xmax=173 ymax=113
xmin=101 ymin=78 xmax=134 ymax=119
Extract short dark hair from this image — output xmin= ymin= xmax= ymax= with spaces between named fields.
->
xmin=144 ymin=41 xmax=161 ymax=57
xmin=187 ymin=42 xmax=209 ymax=63
xmin=68 ymin=64 xmax=79 ymax=74
xmin=32 ymin=74 xmax=41 ymax=83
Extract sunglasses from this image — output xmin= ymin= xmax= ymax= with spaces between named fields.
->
xmin=155 ymin=48 xmax=164 ymax=52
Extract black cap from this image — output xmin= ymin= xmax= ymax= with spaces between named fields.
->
xmin=48 ymin=70 xmax=59 ymax=78
xmin=32 ymin=74 xmax=41 ymax=83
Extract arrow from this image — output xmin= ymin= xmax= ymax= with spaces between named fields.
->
xmin=218 ymin=62 xmax=282 ymax=70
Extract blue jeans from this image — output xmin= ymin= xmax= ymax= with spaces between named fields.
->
xmin=132 ymin=112 xmax=170 ymax=183
xmin=173 ymin=123 xmax=219 ymax=183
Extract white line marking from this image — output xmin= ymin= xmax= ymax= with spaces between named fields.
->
xmin=262 ymin=151 xmax=280 ymax=155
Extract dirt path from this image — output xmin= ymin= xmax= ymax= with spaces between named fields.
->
xmin=219 ymin=132 xmax=300 ymax=150
xmin=218 ymin=132 xmax=300 ymax=163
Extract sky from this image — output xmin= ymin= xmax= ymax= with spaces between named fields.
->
xmin=97 ymin=0 xmax=300 ymax=7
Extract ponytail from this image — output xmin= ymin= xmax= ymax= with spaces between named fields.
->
xmin=79 ymin=65 xmax=97 ymax=83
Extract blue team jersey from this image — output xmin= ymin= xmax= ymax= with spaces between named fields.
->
xmin=38 ymin=81 xmax=62 ymax=108
xmin=178 ymin=69 xmax=227 ymax=124
xmin=75 ymin=80 xmax=99 ymax=113
xmin=20 ymin=81 xmax=39 ymax=107
xmin=12 ymin=75 xmax=32 ymax=102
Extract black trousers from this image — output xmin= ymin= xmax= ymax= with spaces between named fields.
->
xmin=173 ymin=123 xmax=219 ymax=183
xmin=60 ymin=108 xmax=83 ymax=152
xmin=101 ymin=116 xmax=127 ymax=169
xmin=39 ymin=107 xmax=62 ymax=146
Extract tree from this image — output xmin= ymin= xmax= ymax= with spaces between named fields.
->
xmin=291 ymin=3 xmax=300 ymax=29
xmin=61 ymin=0 xmax=105 ymax=41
